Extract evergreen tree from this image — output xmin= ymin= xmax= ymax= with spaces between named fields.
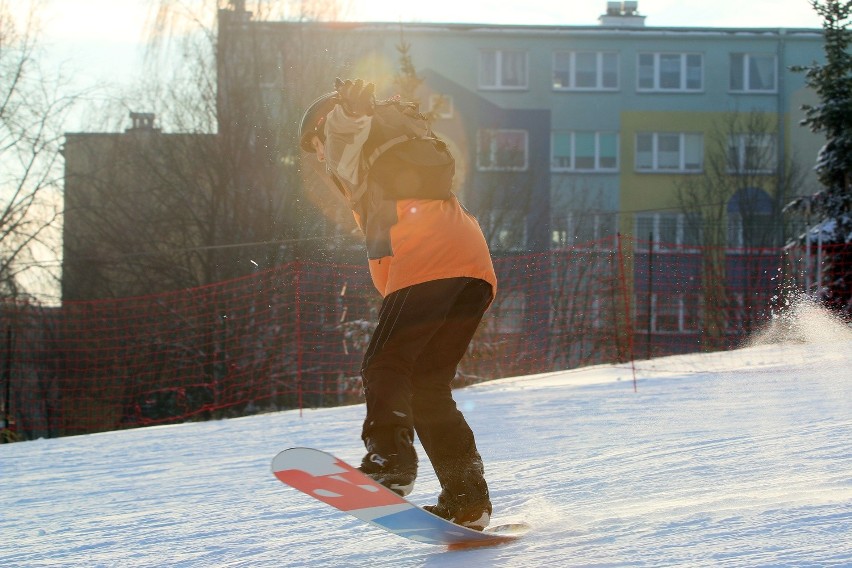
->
xmin=393 ymin=31 xmax=422 ymax=102
xmin=392 ymin=27 xmax=446 ymax=121
xmin=792 ymin=0 xmax=852 ymax=316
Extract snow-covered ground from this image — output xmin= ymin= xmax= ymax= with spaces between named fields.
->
xmin=2 ymin=301 xmax=851 ymax=567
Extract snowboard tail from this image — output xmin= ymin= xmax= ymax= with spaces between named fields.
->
xmin=271 ymin=447 xmax=529 ymax=547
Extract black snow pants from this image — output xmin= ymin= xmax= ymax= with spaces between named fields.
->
xmin=360 ymin=277 xmax=492 ymax=488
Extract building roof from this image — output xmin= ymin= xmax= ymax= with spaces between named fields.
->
xmin=247 ymin=19 xmax=823 ymax=39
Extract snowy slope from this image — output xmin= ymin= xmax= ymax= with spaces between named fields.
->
xmin=2 ymin=302 xmax=851 ymax=567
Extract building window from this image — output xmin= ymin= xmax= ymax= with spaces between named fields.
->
xmin=637 ymin=294 xmax=701 ymax=333
xmin=656 ymin=294 xmax=680 ymax=332
xmin=727 ymin=187 xmax=776 ymax=248
xmin=635 ymin=132 xmax=703 ymax=172
xmin=637 ymin=52 xmax=703 ymax=92
xmin=726 ymin=293 xmax=746 ymax=332
xmin=553 ymin=51 xmax=619 ymax=90
xmin=727 ymin=134 xmax=777 ymax=173
xmin=489 ymin=291 xmax=526 ymax=333
xmin=486 ymin=209 xmax=527 ymax=252
xmin=730 ymin=53 xmax=777 ymax=93
xmin=551 ymin=211 xmax=618 ymax=248
xmin=480 ymin=49 xmax=528 ymax=90
xmin=635 ymin=212 xmax=702 ymax=250
xmin=727 ymin=212 xmax=775 ymax=248
xmin=477 ymin=129 xmax=528 ymax=171
xmin=552 ymin=131 xmax=619 ymax=172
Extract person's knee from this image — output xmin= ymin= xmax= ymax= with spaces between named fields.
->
xmin=412 ymin=379 xmax=453 ymax=404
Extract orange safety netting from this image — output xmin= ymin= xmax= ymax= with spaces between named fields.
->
xmin=1 ymin=237 xmax=845 ymax=440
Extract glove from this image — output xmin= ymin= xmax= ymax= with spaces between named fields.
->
xmin=334 ymin=77 xmax=375 ymax=117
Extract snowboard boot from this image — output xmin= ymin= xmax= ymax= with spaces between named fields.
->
xmin=358 ymin=426 xmax=418 ymax=497
xmin=424 ymin=489 xmax=492 ymax=531
xmin=424 ymin=461 xmax=492 ymax=531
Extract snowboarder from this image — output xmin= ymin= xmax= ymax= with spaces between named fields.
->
xmin=299 ymin=78 xmax=497 ymax=531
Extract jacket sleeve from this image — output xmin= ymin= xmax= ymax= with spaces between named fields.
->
xmin=323 ymin=105 xmax=372 ymax=186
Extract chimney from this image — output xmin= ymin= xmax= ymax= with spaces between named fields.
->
xmin=222 ymin=0 xmax=251 ymax=23
xmin=126 ymin=112 xmax=159 ymax=133
xmin=599 ymin=1 xmax=646 ymax=27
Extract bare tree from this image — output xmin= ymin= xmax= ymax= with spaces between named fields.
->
xmin=0 ymin=1 xmax=78 ymax=301
xmin=548 ymin=179 xmax=621 ymax=369
xmin=59 ymin=1 xmax=371 ymax=423
xmin=62 ymin=0 xmax=364 ymax=300
xmin=674 ymin=110 xmax=806 ymax=340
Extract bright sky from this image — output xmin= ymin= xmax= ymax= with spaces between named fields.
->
xmin=33 ymin=0 xmax=826 ymax=42
xmin=354 ymin=0 xmax=824 ymax=28
xmin=22 ymin=0 xmax=824 ymax=98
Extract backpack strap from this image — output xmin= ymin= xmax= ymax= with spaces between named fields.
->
xmin=349 ymin=178 xmax=371 ymax=208
xmin=346 ymin=101 xmax=439 ymax=207
xmin=366 ymin=134 xmax=415 ymax=169
xmin=349 ymin=134 xmax=419 ymax=207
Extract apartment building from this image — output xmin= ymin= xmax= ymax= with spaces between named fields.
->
xmin=219 ymin=1 xmax=825 ymax=255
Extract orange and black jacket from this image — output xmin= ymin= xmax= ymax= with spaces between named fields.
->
xmin=322 ymin=104 xmax=497 ymax=300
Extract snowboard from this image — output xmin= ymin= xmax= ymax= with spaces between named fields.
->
xmin=271 ymin=447 xmax=529 ymax=547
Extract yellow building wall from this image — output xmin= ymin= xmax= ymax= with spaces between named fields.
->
xmin=618 ymin=110 xmax=787 ymax=236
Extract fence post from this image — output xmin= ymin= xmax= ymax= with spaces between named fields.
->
xmin=616 ymin=233 xmax=638 ymax=392
xmin=294 ymin=261 xmax=303 ymax=418
xmin=817 ymin=227 xmax=824 ymax=290
xmin=805 ymin=231 xmax=812 ymax=291
xmin=2 ymin=326 xmax=11 ymax=441
xmin=646 ymin=232 xmax=654 ymax=360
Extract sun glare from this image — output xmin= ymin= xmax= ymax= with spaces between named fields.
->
xmin=40 ymin=0 xmax=149 ymax=43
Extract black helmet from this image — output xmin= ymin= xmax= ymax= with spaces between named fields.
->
xmin=299 ymin=92 xmax=339 ymax=153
